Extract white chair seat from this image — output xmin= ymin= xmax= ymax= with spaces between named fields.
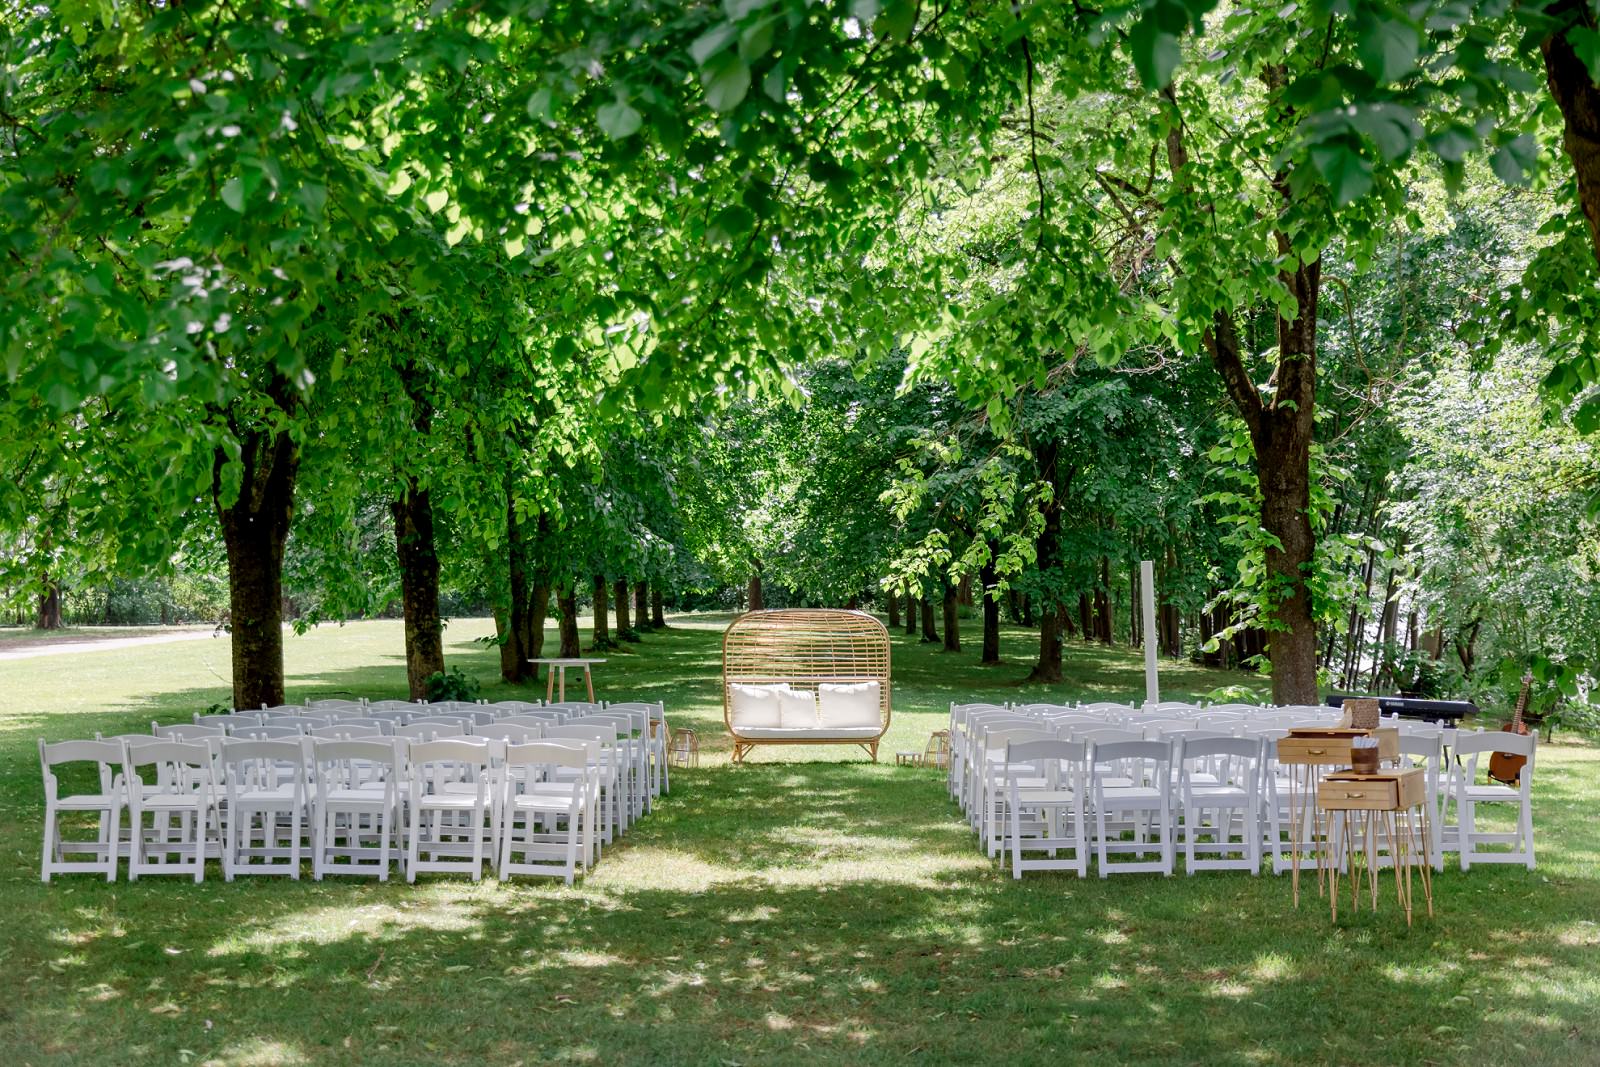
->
xmin=1016 ymin=788 xmax=1077 ymax=804
xmin=1461 ymin=784 xmax=1519 ymax=801
xmin=1101 ymin=786 xmax=1163 ymax=805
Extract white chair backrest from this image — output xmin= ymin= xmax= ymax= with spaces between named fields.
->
xmin=392 ymin=722 xmax=464 ymax=742
xmin=230 ymin=724 xmax=304 ymax=740
xmin=310 ymin=722 xmax=387 ymax=739
xmin=1014 ymin=703 xmax=1074 ymax=716
xmin=367 ymin=700 xmax=422 ymax=714
xmin=39 ymin=739 xmax=122 ymax=797
xmin=312 ymin=739 xmax=400 ymax=790
xmin=1073 ymin=727 xmax=1145 ymax=745
xmin=306 ymin=698 xmax=362 ymax=712
xmin=1080 ymin=702 xmax=1139 ymax=715
xmin=259 ymin=716 xmax=327 ymax=731
xmin=474 ymin=723 xmax=542 ymax=744
xmin=154 ymin=722 xmax=224 ymax=741
xmin=505 ymin=739 xmax=596 ymax=772
xmin=125 ymin=740 xmax=214 ymax=792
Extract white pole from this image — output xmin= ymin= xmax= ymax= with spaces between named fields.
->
xmin=1141 ymin=559 xmax=1159 ymax=707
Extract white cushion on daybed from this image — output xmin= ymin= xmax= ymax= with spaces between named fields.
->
xmin=777 ymin=686 xmax=819 ymax=729
xmin=817 ymin=681 xmax=881 ymax=729
xmin=730 ymin=726 xmax=884 ymax=740
xmin=729 ymin=683 xmax=783 ymax=729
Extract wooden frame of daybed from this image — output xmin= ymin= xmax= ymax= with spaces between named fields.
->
xmin=722 ymin=609 xmax=892 ymax=763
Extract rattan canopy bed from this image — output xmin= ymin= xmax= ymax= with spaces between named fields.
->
xmin=722 ymin=609 xmax=892 ymax=763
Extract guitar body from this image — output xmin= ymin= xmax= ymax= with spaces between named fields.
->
xmin=1486 ymin=722 xmax=1529 ymax=786
xmin=1487 ymin=674 xmax=1534 ymax=786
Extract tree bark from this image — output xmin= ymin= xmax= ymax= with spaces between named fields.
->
xmin=556 ymin=580 xmax=581 ymax=657
xmin=941 ymin=580 xmax=960 ymax=652
xmin=614 ymin=577 xmax=637 ymax=641
xmin=1094 ymin=556 xmax=1112 ymax=645
xmin=746 ymin=568 xmax=764 ymax=611
xmin=920 ymin=595 xmax=938 ymax=643
xmin=1028 ymin=436 xmax=1065 ymax=682
xmin=1078 ymin=592 xmax=1092 ymax=642
xmin=1544 ymin=16 xmax=1600 ymax=266
xmin=392 ymin=485 xmax=445 ymax=699
xmin=634 ymin=580 xmax=650 ymax=631
xmin=1165 ymin=78 xmax=1320 ymax=705
xmin=905 ymin=594 xmax=919 ymax=635
xmin=525 ymin=581 xmax=550 ymax=673
xmin=650 ymin=585 xmax=666 ymax=628
xmin=499 ymin=505 xmax=529 ymax=683
xmin=979 ymin=554 xmax=1001 ymax=665
xmin=886 ymin=589 xmax=900 ymax=628
xmin=213 ymin=391 xmax=299 ymax=711
xmin=591 ymin=574 xmax=612 ymax=650
xmin=35 ymin=579 xmax=62 ymax=630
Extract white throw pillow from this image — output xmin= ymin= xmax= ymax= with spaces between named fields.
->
xmin=817 ymin=681 xmax=881 ymax=729
xmin=777 ymin=685 xmax=819 ymax=729
xmin=729 ymin=683 xmax=782 ymax=729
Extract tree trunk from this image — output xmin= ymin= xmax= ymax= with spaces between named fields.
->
xmin=1022 ymin=593 xmax=1036 ymax=629
xmin=1095 ymin=556 xmax=1112 ymax=645
xmin=556 ymin=581 xmax=581 ymax=657
xmin=942 ymin=580 xmax=960 ymax=652
xmin=614 ymin=577 xmax=637 ymax=641
xmin=213 ymin=396 xmax=299 ymax=711
xmin=1028 ymin=436 xmax=1066 ymax=682
xmin=499 ymin=507 xmax=528 ymax=683
xmin=1078 ymin=592 xmax=1092 ymax=642
xmin=392 ymin=485 xmax=445 ymax=699
xmin=591 ymin=574 xmax=612 ymax=650
xmin=34 ymin=579 xmax=62 ymax=630
xmin=650 ymin=586 xmax=666 ymax=628
xmin=920 ymin=595 xmax=938 ymax=643
xmin=1166 ymin=76 xmax=1320 ymax=705
xmin=957 ymin=573 xmax=973 ymax=607
xmin=886 ymin=589 xmax=900 ymax=628
xmin=905 ymin=595 xmax=919 ymax=635
xmin=525 ymin=581 xmax=550 ymax=673
xmin=1032 ymin=604 xmax=1065 ymax=683
xmin=979 ymin=554 xmax=1000 ymax=665
xmin=747 ymin=568 xmax=764 ymax=611
xmin=634 ymin=580 xmax=650 ymax=631
xmin=1544 ymin=16 xmax=1600 ymax=266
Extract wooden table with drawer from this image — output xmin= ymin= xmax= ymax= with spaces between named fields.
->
xmin=1276 ymin=728 xmax=1400 ymax=906
xmin=1318 ymin=768 xmax=1435 ymax=925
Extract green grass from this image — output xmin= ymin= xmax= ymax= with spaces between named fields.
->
xmin=2 ymin=616 xmax=1596 ymax=1065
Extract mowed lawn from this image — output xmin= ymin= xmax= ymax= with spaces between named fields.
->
xmin=1 ymin=615 xmax=1596 ymax=1066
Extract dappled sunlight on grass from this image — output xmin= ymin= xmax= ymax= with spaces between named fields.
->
xmin=3 ymin=616 xmax=1598 ymax=1064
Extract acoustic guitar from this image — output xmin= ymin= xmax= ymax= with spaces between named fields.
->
xmin=1487 ymin=673 xmax=1533 ymax=786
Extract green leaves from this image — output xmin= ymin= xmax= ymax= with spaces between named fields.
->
xmin=1311 ymin=140 xmax=1375 ymax=206
xmin=1491 ymin=134 xmax=1538 ymax=186
xmin=702 ymin=52 xmax=752 ymax=113
xmin=1353 ymin=6 xmax=1419 ymax=85
xmin=221 ymin=176 xmax=245 ymax=212
xmin=598 ymin=100 xmax=642 ymax=140
xmin=1568 ymin=26 xmax=1600 ymax=83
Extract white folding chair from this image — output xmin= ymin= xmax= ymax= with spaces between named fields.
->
xmin=219 ymin=739 xmax=309 ymax=879
xmin=154 ymin=722 xmax=225 ymax=741
xmin=499 ymin=740 xmax=598 ymax=884
xmin=1453 ymin=732 xmax=1536 ymax=870
xmin=39 ymin=739 xmax=124 ymax=882
xmin=1393 ymin=732 xmax=1445 ymax=872
xmin=1004 ymin=739 xmax=1089 ymax=878
xmin=1091 ymin=740 xmax=1175 ymax=877
xmin=311 ymin=739 xmax=402 ymax=880
xmin=310 ymin=722 xmax=388 ymax=739
xmin=123 ymin=741 xmax=215 ymax=882
xmin=1179 ymin=737 xmax=1261 ymax=874
xmin=406 ymin=739 xmax=496 ymax=882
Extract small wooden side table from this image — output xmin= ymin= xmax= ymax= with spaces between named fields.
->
xmin=1318 ymin=768 xmax=1435 ymax=925
xmin=530 ymin=657 xmax=606 ymax=702
xmin=1277 ymin=728 xmax=1399 ymax=906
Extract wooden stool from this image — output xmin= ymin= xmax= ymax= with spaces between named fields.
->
xmin=1318 ymin=768 xmax=1436 ymax=925
xmin=669 ymin=728 xmax=699 ymax=769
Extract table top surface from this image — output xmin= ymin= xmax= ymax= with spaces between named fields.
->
xmin=528 ymin=658 xmax=607 ymax=666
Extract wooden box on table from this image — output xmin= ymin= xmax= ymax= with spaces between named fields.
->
xmin=1318 ymin=768 xmax=1425 ymax=811
xmin=1276 ymin=727 xmax=1399 ymax=765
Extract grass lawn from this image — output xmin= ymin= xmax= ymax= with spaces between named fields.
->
xmin=2 ymin=615 xmax=1595 ymax=1065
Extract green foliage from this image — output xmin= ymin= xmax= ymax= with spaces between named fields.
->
xmin=424 ymin=664 xmax=480 ymax=703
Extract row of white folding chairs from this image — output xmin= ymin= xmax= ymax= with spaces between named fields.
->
xmin=121 ymin=710 xmax=659 ymax=839
xmin=39 ymin=731 xmax=648 ymax=885
xmin=959 ymin=719 xmax=1534 ymax=876
xmin=196 ymin=700 xmax=669 ymax=801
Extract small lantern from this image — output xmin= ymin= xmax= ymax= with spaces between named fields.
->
xmin=924 ymin=730 xmax=951 ymax=770
xmin=670 ymin=728 xmax=699 ymax=768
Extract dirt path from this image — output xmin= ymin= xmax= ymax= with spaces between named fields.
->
xmin=0 ymin=626 xmax=221 ymax=661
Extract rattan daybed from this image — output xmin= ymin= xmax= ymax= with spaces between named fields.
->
xmin=722 ymin=609 xmax=892 ymax=763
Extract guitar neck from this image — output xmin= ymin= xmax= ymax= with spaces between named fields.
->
xmin=1510 ymin=676 xmax=1532 ymax=730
